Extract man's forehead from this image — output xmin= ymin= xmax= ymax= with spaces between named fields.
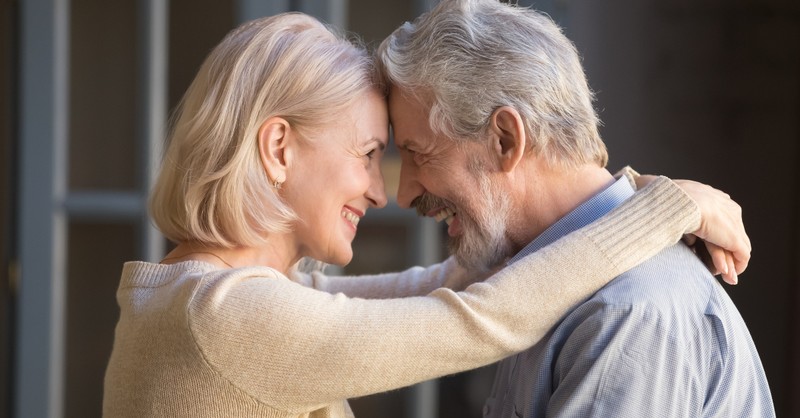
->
xmin=388 ymin=86 xmax=429 ymax=116
xmin=390 ymin=124 xmax=415 ymax=149
xmin=387 ymin=90 xmax=424 ymax=147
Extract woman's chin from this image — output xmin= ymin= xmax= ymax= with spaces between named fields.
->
xmin=334 ymin=255 xmax=353 ymax=267
xmin=324 ymin=249 xmax=353 ymax=267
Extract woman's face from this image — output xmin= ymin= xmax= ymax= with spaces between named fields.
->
xmin=284 ymin=89 xmax=389 ymax=266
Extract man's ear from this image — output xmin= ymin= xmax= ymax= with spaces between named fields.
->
xmin=257 ymin=117 xmax=293 ymax=184
xmin=489 ymin=106 xmax=526 ymax=173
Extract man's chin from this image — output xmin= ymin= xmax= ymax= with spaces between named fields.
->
xmin=447 ymin=208 xmax=511 ymax=273
xmin=451 ymin=240 xmax=509 ymax=274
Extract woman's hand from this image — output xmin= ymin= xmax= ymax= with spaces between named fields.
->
xmin=635 ymin=175 xmax=750 ymax=285
xmin=675 ymin=179 xmax=750 ymax=285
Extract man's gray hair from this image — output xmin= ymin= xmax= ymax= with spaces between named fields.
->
xmin=377 ymin=0 xmax=608 ymax=169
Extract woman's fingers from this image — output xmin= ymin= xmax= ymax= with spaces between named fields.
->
xmin=705 ymin=241 xmax=738 ymax=285
xmin=673 ymin=179 xmax=751 ymax=276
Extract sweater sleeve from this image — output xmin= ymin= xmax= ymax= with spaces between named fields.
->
xmin=188 ymin=176 xmax=699 ymax=413
xmin=293 ymin=257 xmax=479 ymax=298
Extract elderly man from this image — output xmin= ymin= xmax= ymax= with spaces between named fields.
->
xmin=376 ymin=0 xmax=774 ymax=416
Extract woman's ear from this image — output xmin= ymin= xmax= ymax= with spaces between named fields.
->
xmin=489 ymin=106 xmax=527 ymax=173
xmin=257 ymin=117 xmax=292 ymax=185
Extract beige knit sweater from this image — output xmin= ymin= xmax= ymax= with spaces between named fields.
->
xmin=102 ymin=177 xmax=700 ymax=418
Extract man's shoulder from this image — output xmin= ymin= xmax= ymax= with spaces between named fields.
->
xmin=561 ymin=243 xmax=724 ymax=334
xmin=597 ymin=243 xmax=716 ymax=302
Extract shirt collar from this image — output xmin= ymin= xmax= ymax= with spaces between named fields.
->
xmin=506 ymin=176 xmax=635 ymax=266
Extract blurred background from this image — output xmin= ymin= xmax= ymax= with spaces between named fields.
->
xmin=1 ymin=0 xmax=798 ymax=417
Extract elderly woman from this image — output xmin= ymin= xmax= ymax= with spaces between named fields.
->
xmin=103 ymin=12 xmax=748 ymax=418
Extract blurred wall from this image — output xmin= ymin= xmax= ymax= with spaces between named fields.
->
xmin=1 ymin=0 xmax=15 ymax=416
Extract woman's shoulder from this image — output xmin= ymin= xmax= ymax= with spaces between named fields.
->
xmin=188 ymin=264 xmax=307 ymax=317
xmin=119 ymin=260 xmax=215 ymax=289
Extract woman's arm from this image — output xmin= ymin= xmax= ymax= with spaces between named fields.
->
xmin=191 ymin=176 xmax=703 ymax=411
xmin=292 ymin=257 xmax=484 ymax=298
xmin=295 ymin=172 xmax=747 ymax=299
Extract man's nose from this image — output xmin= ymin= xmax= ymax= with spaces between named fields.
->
xmin=396 ymin=163 xmax=424 ymax=209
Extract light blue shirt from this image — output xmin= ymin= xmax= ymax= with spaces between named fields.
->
xmin=483 ymin=177 xmax=775 ymax=417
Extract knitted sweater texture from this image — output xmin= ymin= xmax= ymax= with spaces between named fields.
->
xmin=103 ymin=177 xmax=700 ymax=417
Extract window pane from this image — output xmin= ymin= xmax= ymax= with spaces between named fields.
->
xmin=65 ymin=221 xmax=137 ymax=418
xmin=69 ymin=0 xmax=138 ymax=190
xmin=168 ymin=0 xmax=235 ymax=110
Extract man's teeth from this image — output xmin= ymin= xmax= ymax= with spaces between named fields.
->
xmin=433 ymin=207 xmax=455 ymax=224
xmin=343 ymin=211 xmax=360 ymax=226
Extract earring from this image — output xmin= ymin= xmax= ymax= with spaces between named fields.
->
xmin=272 ymin=179 xmax=282 ymax=190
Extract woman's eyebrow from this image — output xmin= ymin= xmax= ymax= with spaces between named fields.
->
xmin=362 ymin=137 xmax=387 ymax=150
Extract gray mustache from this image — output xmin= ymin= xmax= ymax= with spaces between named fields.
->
xmin=412 ymin=193 xmax=450 ymax=217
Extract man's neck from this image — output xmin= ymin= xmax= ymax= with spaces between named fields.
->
xmin=506 ymin=162 xmax=615 ymax=253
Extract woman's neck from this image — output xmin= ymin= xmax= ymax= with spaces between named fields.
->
xmin=161 ymin=236 xmax=300 ymax=275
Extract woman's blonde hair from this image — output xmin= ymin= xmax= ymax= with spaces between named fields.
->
xmin=150 ymin=13 xmax=376 ymax=247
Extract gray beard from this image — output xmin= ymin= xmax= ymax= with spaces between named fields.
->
xmin=449 ymin=169 xmax=512 ymax=273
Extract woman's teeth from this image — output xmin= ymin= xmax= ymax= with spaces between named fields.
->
xmin=343 ymin=211 xmax=361 ymax=226
xmin=434 ymin=207 xmax=455 ymax=225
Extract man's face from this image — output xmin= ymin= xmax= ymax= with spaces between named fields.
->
xmin=388 ymin=87 xmax=513 ymax=272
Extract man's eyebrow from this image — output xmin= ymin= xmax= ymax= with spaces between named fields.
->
xmin=393 ymin=136 xmax=414 ymax=151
